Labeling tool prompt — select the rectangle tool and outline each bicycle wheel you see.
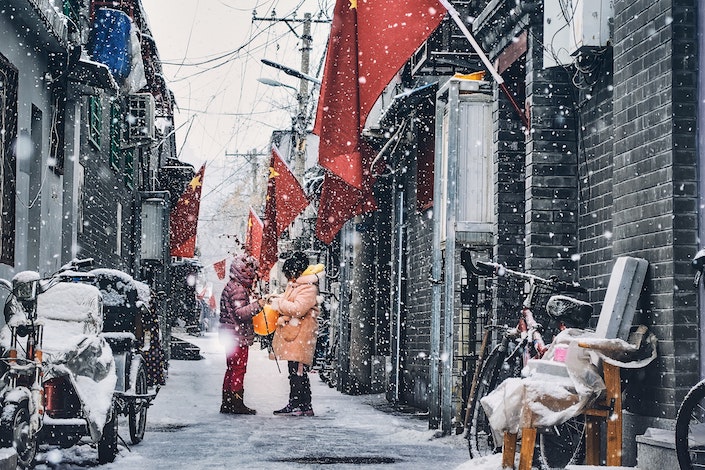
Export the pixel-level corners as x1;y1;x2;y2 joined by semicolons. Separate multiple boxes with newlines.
538;416;585;469
676;380;705;469
467;342;522;458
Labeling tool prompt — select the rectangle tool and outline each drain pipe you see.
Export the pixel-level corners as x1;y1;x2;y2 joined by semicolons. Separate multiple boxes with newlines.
699;4;705;380
392;190;405;402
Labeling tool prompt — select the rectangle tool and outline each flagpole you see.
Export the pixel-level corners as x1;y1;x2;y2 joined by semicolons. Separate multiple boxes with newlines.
437;0;530;128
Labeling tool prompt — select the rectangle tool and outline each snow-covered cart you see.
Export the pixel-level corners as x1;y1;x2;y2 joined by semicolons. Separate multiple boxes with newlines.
0;260;120;468
90;269;160;445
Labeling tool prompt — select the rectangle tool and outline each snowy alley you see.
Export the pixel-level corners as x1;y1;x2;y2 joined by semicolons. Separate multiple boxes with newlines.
30;332;500;470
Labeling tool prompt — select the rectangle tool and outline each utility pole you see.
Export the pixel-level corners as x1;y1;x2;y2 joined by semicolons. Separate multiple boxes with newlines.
253;11;328;179
225;149;269;196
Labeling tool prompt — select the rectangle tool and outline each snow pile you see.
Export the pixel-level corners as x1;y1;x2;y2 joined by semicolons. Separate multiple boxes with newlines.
90;268;136;308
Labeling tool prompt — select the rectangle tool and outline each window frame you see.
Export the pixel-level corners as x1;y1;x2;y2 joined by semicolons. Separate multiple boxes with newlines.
88;95;102;150
0;52;17;265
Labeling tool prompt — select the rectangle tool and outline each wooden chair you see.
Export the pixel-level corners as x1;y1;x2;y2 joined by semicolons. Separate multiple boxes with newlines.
500;353;623;469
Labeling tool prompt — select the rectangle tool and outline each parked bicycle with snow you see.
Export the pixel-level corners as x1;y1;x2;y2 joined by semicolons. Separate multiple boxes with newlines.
465;260;593;469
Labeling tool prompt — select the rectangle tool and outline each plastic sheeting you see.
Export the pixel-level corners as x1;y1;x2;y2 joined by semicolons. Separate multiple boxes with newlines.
88;7;147;92
480;327;657;436
89;8;132;83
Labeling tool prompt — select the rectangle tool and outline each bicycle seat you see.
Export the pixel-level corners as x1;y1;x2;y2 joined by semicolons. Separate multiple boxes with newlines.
546;295;593;328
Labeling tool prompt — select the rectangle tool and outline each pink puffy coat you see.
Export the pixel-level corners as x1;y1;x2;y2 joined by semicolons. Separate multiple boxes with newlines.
270;270;322;366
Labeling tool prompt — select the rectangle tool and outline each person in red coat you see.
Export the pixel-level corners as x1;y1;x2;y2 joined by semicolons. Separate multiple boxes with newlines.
269;251;323;417
219;254;265;414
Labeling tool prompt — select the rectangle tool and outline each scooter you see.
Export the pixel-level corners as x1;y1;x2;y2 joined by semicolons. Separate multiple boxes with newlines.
0;258;119;468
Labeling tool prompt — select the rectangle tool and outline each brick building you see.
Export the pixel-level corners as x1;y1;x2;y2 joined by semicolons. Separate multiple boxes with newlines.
1;0;194;362
325;0;700;464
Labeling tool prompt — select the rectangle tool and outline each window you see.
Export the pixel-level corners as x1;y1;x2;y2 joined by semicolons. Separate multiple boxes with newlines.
0;52;17;265
77;164;85;235
88;95;102;149
62;0;81;34
109;103;121;171
49;95;65;174
124;149;134;189
116;202;122;256
416;114;435;211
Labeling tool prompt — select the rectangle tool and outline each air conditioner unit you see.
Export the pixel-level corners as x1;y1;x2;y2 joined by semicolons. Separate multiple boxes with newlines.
127;93;155;143
543;0;613;68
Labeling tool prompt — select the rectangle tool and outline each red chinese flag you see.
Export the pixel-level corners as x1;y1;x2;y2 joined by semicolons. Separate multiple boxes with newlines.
244;208;263;261
169;164;205;258
315;142;377;245
259;147;310;279
313;0;446;243
213;259;226;280
314;0;446;189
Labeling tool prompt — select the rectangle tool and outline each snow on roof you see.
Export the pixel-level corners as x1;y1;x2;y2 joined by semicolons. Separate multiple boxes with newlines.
90;268;135;284
12;270;40;283
37;282;102;323
90;268;137;308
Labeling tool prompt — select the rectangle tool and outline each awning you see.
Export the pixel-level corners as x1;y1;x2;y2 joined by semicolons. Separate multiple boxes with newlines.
67;59;119;92
376;82;438;129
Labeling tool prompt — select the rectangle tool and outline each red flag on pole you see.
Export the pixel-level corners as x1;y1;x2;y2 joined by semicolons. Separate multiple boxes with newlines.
314;0;446;243
259;147;310;279
169;164;205;258
213;259;226;280
244;208;263;261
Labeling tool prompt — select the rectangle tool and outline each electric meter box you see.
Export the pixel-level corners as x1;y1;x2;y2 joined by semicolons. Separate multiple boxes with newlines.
543;0;613;68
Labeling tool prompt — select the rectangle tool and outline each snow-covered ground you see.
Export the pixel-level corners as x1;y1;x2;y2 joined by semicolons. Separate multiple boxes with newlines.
30;332;502;469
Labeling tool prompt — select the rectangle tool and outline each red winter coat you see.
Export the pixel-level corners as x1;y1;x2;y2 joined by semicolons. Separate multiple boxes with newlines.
270;270;322;366
219;255;261;347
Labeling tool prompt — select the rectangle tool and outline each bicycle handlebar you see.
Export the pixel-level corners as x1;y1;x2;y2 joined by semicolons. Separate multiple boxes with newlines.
58;257;94;274
475;260;586;294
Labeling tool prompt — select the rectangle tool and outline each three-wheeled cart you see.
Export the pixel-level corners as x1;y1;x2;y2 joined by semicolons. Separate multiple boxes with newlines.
91;269;160;444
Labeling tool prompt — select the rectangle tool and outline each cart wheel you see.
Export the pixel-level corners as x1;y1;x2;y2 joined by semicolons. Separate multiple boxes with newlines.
0;402;37;469
129;364;148;444
98;405;118;464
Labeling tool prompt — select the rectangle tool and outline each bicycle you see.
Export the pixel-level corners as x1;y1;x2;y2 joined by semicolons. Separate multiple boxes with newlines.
675;248;705;469
465;260;593;469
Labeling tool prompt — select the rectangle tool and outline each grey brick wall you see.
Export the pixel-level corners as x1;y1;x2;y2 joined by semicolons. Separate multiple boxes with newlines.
525;19;580;282
78;93;136;273
609;0;699;418
575;47;614;308
487;0;699;421
401;204;434;409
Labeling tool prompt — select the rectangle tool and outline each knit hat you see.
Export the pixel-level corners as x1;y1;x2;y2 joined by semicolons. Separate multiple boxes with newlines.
230;254;258;283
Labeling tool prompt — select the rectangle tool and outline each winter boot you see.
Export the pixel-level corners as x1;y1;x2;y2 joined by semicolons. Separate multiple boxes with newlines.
273;404;314;417
230;390;257;415
220;390;235;414
273;403;296;415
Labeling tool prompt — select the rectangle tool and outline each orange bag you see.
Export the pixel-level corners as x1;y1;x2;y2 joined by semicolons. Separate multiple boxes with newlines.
253;304;279;336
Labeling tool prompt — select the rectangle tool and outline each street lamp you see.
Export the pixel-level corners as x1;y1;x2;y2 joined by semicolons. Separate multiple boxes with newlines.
261;59;321;85
256;77;299;92
258;61;317;180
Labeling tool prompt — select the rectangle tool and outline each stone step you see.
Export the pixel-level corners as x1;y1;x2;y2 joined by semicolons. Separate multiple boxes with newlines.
635;427;677;469
0;448;16;470
565;466;639;470
170;337;202;360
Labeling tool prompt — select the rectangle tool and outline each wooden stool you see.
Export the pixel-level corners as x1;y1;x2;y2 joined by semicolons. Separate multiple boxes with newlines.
501;362;623;469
